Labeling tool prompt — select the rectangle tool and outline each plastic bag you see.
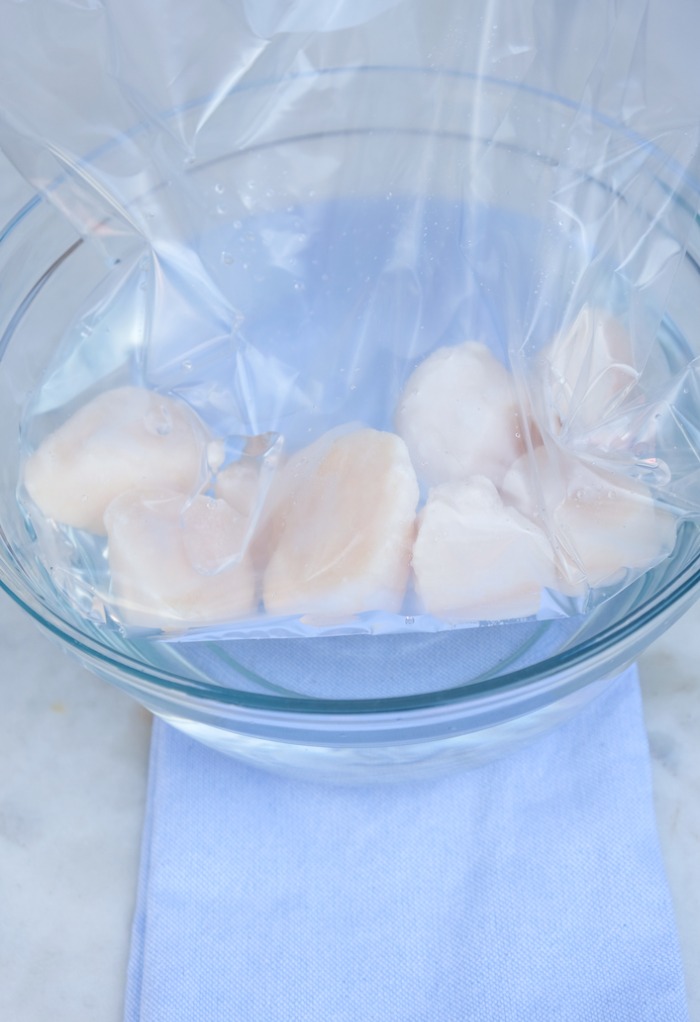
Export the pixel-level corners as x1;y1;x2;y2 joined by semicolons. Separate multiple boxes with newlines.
2;0;700;640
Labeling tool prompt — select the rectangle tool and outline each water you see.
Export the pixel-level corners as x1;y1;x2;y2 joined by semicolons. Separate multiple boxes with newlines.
14;194;681;699
180;195;558;445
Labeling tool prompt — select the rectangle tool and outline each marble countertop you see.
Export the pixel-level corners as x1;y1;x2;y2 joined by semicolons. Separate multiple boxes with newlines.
1;586;699;1021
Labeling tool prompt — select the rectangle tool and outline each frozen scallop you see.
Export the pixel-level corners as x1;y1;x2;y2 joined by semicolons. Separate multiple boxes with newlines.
104;489;256;629
215;451;287;569
215;459;263;519
412;477;560;621
23;386;210;533
263;427;419;619
501;446;677;588
395;340;525;487
539;306;638;441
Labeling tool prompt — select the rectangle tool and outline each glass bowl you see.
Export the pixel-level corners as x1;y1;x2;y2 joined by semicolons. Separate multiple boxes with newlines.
2;72;700;782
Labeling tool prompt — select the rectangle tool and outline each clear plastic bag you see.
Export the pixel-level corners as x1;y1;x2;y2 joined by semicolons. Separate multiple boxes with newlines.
2;0;700;639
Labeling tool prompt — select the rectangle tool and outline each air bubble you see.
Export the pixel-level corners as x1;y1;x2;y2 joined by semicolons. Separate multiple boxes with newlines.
221;251;234;265
214;182;225;195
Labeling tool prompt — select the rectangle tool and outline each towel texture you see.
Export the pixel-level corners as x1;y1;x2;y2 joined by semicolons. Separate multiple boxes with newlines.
125;666;688;1022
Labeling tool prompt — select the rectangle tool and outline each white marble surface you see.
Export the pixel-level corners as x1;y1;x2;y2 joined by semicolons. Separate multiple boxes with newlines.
1;586;699;1021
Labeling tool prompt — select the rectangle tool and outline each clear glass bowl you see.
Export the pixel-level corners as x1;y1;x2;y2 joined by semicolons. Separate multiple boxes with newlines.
2;72;700;782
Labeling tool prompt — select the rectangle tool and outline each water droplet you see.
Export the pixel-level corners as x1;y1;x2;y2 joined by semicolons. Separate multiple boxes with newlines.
233;219;242;230
214;182;225;194
182;359;193;371
216;203;227;216
292;281;304;291
405;616;415;626
221;251;234;265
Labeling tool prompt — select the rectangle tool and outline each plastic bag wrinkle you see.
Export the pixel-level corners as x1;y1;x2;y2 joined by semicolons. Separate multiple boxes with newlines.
3;0;700;642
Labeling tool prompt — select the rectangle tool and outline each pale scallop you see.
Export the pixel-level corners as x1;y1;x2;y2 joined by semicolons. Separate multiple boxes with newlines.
263;427;419;619
412;477;559;621
501;447;677;588
215;459;263;519
23;386;210;533
104;489;256;629
539;306;638;440
395;341;525;487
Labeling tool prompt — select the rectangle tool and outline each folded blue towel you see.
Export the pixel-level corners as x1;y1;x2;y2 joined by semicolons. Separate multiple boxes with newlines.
125;666;689;1022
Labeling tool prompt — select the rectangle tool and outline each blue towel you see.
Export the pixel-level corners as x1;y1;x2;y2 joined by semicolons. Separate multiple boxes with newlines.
124;666;689;1022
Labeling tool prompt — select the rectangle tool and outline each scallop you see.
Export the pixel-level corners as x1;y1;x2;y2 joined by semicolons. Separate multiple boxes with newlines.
539;306;637;442
395;340;525;487
104;489;256;629
263;427;419;619
23;386;210;533
412;477;559;621
501;446;677;588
